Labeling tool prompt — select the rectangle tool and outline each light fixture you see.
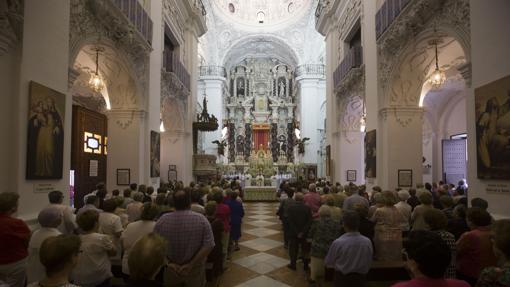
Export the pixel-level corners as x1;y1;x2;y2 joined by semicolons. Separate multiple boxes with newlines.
89;46;105;93
159;113;165;132
359;113;366;132
428;38;446;89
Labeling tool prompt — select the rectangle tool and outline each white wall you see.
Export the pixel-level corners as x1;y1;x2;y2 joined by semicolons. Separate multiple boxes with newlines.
468;0;510;219
15;0;71;220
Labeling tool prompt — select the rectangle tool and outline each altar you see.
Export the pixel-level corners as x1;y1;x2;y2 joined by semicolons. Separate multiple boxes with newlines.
243;186;278;202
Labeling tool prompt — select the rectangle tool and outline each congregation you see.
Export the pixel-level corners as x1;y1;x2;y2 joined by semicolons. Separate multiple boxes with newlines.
0;179;509;287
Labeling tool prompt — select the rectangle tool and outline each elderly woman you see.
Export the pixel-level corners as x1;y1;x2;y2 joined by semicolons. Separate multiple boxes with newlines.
205;202;224;285
27;235;82;287
457;208;497;286
423;208;457;279
27;207;63;284
322;195;342;222
394;190;412;235
371;191;406;261
126;192;145;222
477;219;510;287
411;192;434;230
308;205;343;286
0;192;31;287
126;233;167;287
369;192;384;219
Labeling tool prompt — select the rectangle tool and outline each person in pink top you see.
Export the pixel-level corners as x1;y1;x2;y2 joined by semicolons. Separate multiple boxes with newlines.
304;183;321;218
392;230;470;287
213;191;230;266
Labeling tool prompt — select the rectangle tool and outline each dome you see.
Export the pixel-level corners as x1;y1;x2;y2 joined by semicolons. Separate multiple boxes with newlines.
211;0;312;31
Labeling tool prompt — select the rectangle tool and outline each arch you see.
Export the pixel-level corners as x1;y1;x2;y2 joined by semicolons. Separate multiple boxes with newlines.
383;25;470;108
221;35;300;69
70;37;145;111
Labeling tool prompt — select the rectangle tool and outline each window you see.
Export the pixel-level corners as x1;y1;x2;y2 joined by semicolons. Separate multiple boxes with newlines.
84;132;102;154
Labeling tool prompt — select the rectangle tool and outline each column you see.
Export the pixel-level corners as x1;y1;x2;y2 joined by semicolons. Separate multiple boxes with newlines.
145;0;163;187
13;0;71;219
378;107;423;189
198;75;226;157
297;76;326;165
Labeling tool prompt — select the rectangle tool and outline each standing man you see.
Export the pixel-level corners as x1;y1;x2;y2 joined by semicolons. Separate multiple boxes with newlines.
342;185;369;211
287;192;312;271
155;190;215;286
325;211;373;287
304;183;321;218
47;190;76;234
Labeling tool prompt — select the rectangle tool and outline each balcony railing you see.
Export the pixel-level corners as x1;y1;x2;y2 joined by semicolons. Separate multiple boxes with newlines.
199;66;227;78
112;0;153;45
295;64;325;78
333;45;363;90
163;50;191;90
376;0;411;39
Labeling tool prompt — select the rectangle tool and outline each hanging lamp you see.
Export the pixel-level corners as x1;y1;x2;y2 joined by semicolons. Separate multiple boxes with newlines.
89;46;105;93
428;38;446;89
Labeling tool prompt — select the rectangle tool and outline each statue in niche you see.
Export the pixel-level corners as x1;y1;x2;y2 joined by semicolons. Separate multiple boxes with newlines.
236;135;244;155
237;78;245;96
278;78;286;97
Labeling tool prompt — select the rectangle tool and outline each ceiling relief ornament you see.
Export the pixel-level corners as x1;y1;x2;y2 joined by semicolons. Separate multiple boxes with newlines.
0;0;23;57
377;0;470;108
69;0;150;110
211;0;311;31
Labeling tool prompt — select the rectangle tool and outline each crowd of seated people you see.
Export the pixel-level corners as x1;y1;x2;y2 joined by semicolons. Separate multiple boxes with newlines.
0;179;245;287
276;179;509;287
0;178;509;287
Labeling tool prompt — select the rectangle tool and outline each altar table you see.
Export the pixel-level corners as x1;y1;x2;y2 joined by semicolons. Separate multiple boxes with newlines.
243;186;278;201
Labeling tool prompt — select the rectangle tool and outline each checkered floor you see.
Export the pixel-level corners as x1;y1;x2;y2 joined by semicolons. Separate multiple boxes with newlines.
217;202;312;287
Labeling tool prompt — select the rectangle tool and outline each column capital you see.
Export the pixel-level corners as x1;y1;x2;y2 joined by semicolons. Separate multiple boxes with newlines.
457;61;472;88
106;109;146;130
379;106;424;128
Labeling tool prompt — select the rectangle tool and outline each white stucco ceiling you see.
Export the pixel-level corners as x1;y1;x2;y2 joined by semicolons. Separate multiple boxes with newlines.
211;0;312;32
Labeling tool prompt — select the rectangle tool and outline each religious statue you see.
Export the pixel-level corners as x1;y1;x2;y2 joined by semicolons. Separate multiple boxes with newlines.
296;137;310;154
212;139;227;156
237;78;245;96
236;135;244;154
278;80;286;97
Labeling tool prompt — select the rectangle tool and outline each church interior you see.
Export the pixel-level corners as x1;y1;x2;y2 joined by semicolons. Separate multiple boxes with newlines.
1;0;510;286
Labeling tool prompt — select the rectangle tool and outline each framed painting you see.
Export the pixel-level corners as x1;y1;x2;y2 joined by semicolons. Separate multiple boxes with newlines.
475;74;510;179
365;129;376;178
306;165;317;182
150;131;160;178
346;170;357;182
398;169;413;187
117;169;130;186
26;81;66;179
168;165;177;182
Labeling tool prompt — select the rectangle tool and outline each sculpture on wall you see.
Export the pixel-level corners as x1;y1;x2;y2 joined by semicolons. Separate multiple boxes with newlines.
278;78;286;97
212;139;227;156
237;77;245;96
296;137;310;154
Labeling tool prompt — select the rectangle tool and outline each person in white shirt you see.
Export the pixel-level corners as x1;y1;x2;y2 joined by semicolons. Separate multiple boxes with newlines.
98;199;124;266
47;190;76;234
27;207;62;284
126;192;144;222
72;210;116;287
395;190;412;235
121;202;160;276
76;195;102;218
26;234;81;287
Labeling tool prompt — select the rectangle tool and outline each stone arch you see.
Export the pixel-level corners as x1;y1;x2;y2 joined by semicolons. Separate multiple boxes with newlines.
379;0;470;108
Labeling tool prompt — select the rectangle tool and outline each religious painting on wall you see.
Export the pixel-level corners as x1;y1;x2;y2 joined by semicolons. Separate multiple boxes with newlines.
306;165;317;182
26;81;65;179
475;75;510;180
150;131;160;178
365;129;376;178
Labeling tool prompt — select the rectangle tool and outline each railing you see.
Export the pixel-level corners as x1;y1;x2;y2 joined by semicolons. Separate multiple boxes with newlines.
193;0;207;16
163;50;191;90
376;0;411;39
333;45;363;89
199;66;227;78
295;64;325;78
315;0;327;25
111;0;153;45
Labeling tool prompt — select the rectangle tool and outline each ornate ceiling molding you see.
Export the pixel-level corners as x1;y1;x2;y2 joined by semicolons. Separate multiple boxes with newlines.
0;0;23;57
377;0;470;108
69;0;151;110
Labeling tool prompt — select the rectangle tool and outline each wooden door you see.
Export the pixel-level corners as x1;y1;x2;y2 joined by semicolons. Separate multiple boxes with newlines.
71;106;107;208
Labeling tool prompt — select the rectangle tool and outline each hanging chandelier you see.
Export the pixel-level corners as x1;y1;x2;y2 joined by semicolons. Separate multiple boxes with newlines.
89;46;105;93
428;39;446;89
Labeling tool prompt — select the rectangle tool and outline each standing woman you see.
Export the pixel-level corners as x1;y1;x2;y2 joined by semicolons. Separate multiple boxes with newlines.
227;191;244;251
371;191;406;261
